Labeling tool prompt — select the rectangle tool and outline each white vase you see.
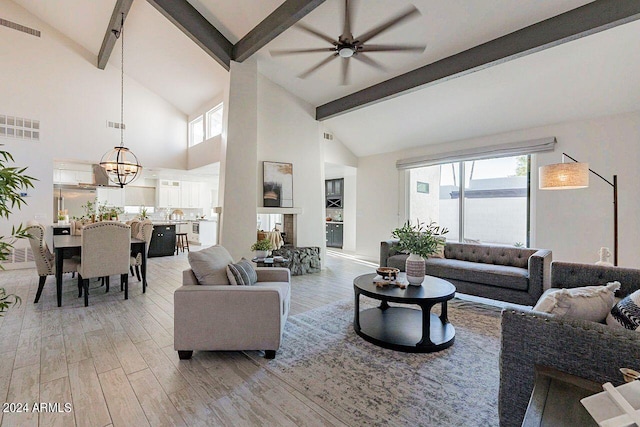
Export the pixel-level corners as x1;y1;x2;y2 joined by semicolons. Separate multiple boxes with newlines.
405;253;425;286
255;250;268;259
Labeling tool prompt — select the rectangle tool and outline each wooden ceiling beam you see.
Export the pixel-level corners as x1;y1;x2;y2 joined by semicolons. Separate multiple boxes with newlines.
146;0;233;70
233;0;326;62
97;0;134;70
316;0;640;121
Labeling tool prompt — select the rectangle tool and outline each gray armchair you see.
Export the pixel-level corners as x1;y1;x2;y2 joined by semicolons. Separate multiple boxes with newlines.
499;261;640;426
174;246;291;360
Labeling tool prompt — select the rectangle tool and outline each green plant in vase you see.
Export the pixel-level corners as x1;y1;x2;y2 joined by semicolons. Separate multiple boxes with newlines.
140;206;148;219
392;220;448;286
251;238;274;258
81;199;96;222
0;147;36;315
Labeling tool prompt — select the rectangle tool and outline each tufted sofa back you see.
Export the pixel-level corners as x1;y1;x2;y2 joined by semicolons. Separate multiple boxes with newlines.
443;242;536;269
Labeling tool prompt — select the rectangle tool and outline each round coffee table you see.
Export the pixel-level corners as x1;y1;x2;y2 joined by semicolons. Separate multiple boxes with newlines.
353;273;456;353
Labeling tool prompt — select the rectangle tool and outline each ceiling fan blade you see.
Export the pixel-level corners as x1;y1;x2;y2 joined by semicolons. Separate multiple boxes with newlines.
353;53;387;72
298;54;338;79
341;57;351;86
361;44;426;53
270;47;335;57
357;6;421;44
295;23;336;45
341;0;354;41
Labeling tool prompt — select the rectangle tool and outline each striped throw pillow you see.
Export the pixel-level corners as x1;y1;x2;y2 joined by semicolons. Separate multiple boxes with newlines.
226;258;258;286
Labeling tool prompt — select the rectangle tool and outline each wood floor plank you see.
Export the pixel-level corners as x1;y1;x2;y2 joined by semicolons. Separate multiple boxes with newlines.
135;339;190;395
14;326;41;369
0;374;11;426
85;330;121;374
168;385;225;427
62;324;92;365
41;309;62;338
68;358;111;427
2;365;39;427
107;329;148;374
39;377;75;427
40;334;68;384
128;368;187;427
99;367;150;427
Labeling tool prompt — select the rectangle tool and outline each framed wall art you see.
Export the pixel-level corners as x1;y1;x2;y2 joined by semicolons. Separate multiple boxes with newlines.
263;161;293;208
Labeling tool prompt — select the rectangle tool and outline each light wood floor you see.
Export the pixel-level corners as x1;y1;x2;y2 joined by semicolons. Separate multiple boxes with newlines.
0;250;376;427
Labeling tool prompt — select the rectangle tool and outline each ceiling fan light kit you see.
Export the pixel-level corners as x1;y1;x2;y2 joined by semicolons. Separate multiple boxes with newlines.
270;0;426;85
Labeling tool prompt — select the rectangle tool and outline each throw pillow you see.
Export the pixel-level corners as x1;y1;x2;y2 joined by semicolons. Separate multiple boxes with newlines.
532;281;621;322
187;245;233;285
429;237;447;259
226;258;258;286
607;290;640;330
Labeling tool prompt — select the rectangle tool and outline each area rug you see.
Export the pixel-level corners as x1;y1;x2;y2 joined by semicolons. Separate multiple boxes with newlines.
246;298;502;426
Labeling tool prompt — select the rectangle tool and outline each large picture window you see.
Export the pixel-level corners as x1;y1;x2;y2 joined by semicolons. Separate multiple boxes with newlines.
409;155;530;247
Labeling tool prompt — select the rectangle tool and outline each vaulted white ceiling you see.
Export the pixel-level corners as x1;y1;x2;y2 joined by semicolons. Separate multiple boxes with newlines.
9;0;640;158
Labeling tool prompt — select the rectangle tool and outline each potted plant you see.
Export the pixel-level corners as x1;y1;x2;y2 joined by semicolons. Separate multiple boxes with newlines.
81;199;96;222
0;147;36;315
392;220;448;285
251;238;274;259
140;206;148;219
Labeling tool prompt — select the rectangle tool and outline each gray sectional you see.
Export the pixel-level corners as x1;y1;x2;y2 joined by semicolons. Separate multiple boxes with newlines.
380;240;552;305
499;262;640;426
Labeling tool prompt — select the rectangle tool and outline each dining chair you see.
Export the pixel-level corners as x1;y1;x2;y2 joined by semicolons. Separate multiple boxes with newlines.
76;221;131;306
130;220;153;282
25;221;80;303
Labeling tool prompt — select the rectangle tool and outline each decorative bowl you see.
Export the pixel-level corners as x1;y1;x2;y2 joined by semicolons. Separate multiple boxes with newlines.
376;267;400;280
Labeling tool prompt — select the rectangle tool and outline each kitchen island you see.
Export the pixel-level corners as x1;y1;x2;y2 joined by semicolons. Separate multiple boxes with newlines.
148;222;181;257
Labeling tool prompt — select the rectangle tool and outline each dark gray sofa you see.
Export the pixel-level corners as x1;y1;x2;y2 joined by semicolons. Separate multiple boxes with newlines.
380;240;552;305
499;261;640;426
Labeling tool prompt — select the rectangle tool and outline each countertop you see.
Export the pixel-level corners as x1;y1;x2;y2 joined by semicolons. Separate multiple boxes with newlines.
326;221;344;224
151;221;187;226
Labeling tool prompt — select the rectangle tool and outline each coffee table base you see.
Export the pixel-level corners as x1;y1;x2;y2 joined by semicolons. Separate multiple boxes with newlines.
355;307;455;353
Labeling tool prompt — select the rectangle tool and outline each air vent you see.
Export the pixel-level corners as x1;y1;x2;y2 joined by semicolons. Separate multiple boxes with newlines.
0;18;40;37
0;247;34;267
323;132;334;141
0;115;40;141
107;121;126;130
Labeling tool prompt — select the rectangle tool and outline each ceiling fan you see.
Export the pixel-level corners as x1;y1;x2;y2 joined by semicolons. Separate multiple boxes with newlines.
270;0;426;85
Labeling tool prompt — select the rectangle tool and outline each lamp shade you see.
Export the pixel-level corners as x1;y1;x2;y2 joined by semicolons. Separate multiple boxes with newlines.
539;162;589;190
100;146;142;188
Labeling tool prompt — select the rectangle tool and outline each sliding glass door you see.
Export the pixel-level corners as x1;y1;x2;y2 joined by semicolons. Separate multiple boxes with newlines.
408;155;530;247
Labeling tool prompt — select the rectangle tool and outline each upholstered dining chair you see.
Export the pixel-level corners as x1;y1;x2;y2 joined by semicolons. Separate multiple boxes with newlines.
130;219;153;281
25;221;80;303
76;221;131;306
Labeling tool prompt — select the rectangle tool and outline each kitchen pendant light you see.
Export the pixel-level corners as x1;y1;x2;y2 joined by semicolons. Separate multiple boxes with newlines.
100;12;142;188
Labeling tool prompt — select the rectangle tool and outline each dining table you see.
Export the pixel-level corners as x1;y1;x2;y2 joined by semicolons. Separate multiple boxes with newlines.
52;234;147;307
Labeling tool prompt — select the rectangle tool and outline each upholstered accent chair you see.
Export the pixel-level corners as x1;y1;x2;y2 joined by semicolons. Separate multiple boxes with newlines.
25;221;79;303
174;245;291;360
130;219;153;281
77;221;131;306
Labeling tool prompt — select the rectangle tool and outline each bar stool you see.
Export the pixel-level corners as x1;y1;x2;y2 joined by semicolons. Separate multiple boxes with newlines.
175;233;190;254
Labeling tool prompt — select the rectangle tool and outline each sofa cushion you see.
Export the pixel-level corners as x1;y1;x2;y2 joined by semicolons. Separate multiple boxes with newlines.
533;282;620;322
607;289;640;330
444;242;535;269
188;245;233;285
425;258;529;291
387;254;409;271
226;258;258;286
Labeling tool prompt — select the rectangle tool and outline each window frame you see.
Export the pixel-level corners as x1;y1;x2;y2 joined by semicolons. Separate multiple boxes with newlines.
188;115;204;147
206;103;223;139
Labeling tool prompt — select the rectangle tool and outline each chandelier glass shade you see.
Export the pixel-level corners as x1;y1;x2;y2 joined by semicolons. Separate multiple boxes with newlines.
100;12;141;188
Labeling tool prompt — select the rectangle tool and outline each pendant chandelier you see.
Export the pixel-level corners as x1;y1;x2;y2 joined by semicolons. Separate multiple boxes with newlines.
100;12;142;188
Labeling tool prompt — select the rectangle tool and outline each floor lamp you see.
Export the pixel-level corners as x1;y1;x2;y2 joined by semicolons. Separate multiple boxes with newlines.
539;152;618;266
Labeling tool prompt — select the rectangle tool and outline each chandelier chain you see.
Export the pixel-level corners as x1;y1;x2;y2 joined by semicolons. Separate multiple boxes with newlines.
120;12;124;147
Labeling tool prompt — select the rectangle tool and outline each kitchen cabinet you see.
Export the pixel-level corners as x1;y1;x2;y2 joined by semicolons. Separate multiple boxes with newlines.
54;169;93;185
157;180;181;208
326;223;343;248
325;178;343;208
96;187;124;207
148;224;176;257
180;181;201;208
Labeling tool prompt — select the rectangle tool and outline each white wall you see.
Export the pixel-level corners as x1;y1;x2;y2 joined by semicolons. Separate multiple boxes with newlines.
356;111;640;267
187;92;227;170
218;60;258;260
257;75;325;250
0;0;187;245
